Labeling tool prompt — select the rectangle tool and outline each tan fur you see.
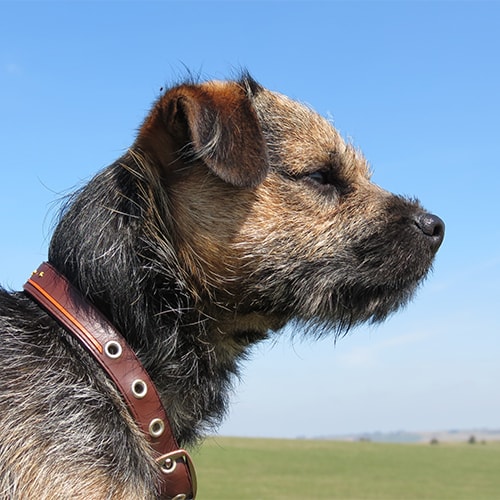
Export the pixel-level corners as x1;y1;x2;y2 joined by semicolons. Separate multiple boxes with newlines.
0;76;443;498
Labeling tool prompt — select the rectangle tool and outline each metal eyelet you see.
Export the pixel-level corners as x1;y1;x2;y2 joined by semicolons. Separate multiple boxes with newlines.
131;379;148;399
155;449;197;498
104;340;122;359
149;418;165;438
159;455;177;475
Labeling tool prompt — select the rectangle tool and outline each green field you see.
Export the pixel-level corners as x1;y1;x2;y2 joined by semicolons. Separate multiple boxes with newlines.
191;436;500;499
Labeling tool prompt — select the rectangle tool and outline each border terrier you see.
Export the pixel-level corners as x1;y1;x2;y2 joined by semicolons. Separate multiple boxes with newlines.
0;74;444;498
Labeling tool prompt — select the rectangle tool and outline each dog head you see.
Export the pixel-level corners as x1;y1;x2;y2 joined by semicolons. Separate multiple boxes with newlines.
132;75;444;341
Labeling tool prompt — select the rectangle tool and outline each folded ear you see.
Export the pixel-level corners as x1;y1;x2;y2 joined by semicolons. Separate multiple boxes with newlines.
139;80;269;188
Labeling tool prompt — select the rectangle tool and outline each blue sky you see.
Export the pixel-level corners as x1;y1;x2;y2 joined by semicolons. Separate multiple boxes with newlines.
1;1;499;439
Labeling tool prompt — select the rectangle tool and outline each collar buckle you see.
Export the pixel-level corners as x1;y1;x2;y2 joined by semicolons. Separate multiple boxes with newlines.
157;449;198;500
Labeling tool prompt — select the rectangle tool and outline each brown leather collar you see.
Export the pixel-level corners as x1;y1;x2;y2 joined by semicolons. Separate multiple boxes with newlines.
24;262;197;500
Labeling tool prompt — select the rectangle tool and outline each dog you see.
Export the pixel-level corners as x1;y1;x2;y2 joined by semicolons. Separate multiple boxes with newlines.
0;74;444;499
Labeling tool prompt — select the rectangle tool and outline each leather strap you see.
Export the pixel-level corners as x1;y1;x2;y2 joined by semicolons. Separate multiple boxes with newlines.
24;262;196;500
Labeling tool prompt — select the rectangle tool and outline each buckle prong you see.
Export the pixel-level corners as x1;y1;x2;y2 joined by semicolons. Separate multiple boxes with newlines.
156;449;197;499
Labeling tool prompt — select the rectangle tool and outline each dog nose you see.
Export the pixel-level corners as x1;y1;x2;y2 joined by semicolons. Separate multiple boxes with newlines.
414;212;445;250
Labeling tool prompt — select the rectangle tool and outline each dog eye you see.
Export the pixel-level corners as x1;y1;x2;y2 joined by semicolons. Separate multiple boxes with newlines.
307;171;331;185
306;169;342;187
303;168;351;196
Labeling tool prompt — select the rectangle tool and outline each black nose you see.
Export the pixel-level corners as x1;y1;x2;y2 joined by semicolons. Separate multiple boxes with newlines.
414;212;445;250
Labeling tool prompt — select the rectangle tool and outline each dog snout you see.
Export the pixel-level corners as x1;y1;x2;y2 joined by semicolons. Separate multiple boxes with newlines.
413;212;445;250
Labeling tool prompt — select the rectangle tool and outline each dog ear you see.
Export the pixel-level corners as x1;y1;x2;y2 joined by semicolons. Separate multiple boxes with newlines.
156;82;269;188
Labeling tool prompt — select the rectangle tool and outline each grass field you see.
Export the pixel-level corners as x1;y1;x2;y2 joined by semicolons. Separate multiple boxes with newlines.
191;436;500;499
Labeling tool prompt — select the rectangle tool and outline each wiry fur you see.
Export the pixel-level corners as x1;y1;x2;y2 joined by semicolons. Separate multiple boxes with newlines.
0;74;444;498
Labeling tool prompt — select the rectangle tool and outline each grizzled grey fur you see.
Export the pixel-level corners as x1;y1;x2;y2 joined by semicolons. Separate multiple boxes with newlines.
0;74;444;499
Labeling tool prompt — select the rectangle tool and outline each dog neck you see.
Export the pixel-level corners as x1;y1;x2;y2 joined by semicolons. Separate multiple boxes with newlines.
23;262;197;499
47;159;269;446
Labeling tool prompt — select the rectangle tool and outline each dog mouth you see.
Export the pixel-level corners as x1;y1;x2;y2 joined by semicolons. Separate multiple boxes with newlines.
240;215;442;333
243;255;431;332
302;263;430;326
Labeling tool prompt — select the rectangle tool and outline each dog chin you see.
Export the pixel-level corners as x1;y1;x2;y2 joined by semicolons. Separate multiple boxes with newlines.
287;273;426;336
